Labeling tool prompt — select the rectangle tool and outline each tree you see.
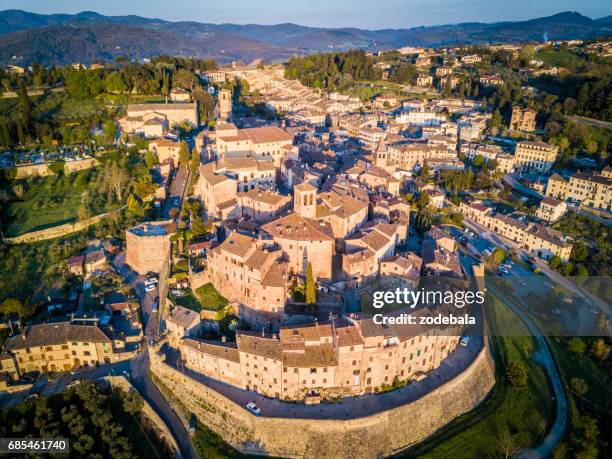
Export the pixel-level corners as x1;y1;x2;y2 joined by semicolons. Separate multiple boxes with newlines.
415;209;432;234
190;150;200;173
568;337;586;354
102;121;116;143
570;242;589;263
472;154;485;168
306;263;316;305
590;339;610;361
506;361;527;387
178;141;190;166
173;69;198;91
575;265;588;279
0;298;25;319
103;72;127;94
106;161;128;202
419;161;430;178
548;255;562;270
570;377;588;395
416;191;430;210
144;151;158;169
17;79;31;126
561;262;574;276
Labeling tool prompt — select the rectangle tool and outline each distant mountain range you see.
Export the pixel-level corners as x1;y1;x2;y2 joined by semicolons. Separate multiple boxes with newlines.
0;10;610;65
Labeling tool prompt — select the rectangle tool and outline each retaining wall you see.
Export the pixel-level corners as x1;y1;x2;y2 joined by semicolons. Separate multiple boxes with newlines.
150;341;495;458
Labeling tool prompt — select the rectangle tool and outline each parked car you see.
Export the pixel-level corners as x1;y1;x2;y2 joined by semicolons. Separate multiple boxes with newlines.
246;402;261;416
145;277;158;286
460;336;471;347
145;284;156;292
67;380;81;389
188;414;197;433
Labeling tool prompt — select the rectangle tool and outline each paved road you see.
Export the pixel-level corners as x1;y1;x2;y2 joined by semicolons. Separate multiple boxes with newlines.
502;174;544;200
462;217;610;334
487;283;568;459
112;252;197;459
452;233;568;459
131;346;198;459
571;115;612;130
163;165;190;220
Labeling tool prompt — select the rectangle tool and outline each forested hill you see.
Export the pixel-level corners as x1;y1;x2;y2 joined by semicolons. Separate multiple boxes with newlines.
0;10;610;64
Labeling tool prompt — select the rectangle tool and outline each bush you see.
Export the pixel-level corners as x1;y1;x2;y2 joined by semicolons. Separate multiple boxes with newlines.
568;337;586;354
570;377;588;395
506;361;528;387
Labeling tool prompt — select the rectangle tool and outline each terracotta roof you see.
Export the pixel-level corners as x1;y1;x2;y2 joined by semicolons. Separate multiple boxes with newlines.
282;343;337;368
541;197;564;207
219;126;292;144
166;305;200;329
6;322;111;350
262;213;334;241
182;338;240;363
548;173;567;183
67;255;85;266
215;232;257;259
237;333;282;360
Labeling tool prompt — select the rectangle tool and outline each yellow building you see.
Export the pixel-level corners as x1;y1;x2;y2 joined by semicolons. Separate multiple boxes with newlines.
514;141;558;173
1;322;122;381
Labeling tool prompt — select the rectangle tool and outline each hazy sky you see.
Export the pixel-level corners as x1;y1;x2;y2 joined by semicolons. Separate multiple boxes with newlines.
2;0;610;29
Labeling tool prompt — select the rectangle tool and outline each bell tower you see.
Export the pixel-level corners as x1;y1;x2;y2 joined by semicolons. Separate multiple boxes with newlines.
293;182;317;218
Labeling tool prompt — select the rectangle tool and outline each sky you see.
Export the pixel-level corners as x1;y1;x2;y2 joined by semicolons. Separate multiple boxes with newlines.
1;0;610;29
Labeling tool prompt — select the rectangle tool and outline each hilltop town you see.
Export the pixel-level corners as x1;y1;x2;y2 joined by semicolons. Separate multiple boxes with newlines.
0;31;610;459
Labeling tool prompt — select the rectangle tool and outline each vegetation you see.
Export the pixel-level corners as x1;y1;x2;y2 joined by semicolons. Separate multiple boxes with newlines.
192;423;243;459
0;211;139;317
0;380;171;458
194;283;229;312
401;295;552;458
1;150;155;236
553;213;610;277
285;50;380;91
305;263;316;305
0;57;215;150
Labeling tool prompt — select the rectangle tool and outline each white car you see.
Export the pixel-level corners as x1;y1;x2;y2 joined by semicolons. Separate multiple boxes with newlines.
246;402;261;416
145;284;156;292
145;277;158;286
460;336;471;347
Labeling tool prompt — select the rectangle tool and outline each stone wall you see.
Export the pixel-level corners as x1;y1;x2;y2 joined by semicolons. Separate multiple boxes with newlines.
104;376;181;457
149;341;495;458
4;208;124;244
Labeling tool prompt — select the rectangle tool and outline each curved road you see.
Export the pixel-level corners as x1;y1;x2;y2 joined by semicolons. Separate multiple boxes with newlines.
452;231;568;458
488;284;567;459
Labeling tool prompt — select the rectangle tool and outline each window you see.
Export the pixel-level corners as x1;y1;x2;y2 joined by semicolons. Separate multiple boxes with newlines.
310;368;317;374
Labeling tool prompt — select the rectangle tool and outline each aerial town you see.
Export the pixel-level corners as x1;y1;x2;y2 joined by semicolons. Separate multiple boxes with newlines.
0;4;610;459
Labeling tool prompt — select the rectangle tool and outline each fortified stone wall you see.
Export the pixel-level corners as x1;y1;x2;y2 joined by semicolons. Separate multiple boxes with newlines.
4;208;124;244
149;341;495;458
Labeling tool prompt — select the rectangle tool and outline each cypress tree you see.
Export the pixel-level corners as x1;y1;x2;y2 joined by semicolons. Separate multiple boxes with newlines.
306;263;316;305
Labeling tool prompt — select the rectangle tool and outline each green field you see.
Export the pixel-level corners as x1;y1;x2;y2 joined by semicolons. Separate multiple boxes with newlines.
2;167;118;236
399;295;553;458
